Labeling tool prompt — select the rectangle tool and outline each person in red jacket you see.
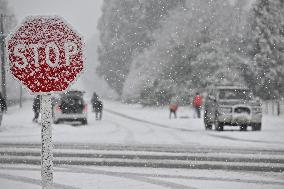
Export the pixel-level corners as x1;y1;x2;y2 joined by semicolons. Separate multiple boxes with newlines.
169;97;178;119
193;92;202;118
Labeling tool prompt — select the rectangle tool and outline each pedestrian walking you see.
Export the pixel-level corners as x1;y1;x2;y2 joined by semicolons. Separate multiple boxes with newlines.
169;97;178;119
193;92;202;118
0;92;7;126
93;99;103;120
91;92;99;112
33;95;41;123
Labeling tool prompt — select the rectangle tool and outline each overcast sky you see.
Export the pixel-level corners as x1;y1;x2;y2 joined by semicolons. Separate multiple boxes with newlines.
8;0;103;40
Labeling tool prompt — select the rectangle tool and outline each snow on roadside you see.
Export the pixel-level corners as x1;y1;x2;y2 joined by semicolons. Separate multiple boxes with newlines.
103;100;284;149
0;100;284;150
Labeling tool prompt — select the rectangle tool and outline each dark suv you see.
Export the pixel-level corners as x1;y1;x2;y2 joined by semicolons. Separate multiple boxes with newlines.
52;90;88;125
204;86;262;131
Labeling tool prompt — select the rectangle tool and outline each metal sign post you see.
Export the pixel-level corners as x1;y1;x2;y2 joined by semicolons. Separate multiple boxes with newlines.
41;94;53;189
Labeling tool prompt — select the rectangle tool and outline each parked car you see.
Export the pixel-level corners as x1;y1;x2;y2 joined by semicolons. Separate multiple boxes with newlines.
204;86;262;131
52;90;88;125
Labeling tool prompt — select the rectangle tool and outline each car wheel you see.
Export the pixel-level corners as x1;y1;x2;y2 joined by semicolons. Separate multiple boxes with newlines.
54;119;60;124
252;123;261;131
205;123;212;130
214;113;223;131
215;121;223;131
81;119;88;125
240;125;247;131
204;111;212;130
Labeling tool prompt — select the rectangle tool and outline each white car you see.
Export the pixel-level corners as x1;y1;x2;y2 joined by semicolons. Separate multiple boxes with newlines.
204;86;262;131
52;91;88;125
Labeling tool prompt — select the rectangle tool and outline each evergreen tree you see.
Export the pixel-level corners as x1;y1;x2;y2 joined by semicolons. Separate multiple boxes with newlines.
122;0;250;104
249;0;284;99
0;0;18;100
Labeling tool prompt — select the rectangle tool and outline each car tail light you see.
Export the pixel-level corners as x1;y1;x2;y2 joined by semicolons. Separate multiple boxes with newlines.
83;104;87;113
56;105;61;112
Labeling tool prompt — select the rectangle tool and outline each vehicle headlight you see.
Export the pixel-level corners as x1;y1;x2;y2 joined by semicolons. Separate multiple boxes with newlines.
253;107;262;113
218;107;232;114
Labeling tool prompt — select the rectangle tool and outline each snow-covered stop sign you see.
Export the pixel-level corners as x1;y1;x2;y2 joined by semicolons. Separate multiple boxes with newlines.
7;16;84;93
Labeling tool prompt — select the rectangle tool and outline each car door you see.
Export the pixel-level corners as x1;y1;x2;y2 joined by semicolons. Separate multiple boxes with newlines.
204;89;216;124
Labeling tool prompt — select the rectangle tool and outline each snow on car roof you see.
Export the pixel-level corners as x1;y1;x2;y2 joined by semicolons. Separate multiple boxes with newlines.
215;85;249;90
59;90;85;98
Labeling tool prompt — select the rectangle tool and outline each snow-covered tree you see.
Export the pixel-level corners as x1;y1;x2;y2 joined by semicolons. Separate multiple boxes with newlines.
122;0;250;105
0;0;18;101
249;0;284;99
97;0;185;95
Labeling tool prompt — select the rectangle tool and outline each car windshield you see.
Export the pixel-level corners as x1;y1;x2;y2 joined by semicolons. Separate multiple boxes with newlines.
218;89;252;100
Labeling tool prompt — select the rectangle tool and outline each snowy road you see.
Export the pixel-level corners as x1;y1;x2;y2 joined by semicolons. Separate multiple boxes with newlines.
0;142;283;189
0;100;284;188
0;143;283;172
0;163;283;189
1;100;284;149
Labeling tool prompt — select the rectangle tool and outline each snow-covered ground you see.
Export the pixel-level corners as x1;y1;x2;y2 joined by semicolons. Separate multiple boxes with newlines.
0;100;284;189
0;100;284;150
0;164;283;189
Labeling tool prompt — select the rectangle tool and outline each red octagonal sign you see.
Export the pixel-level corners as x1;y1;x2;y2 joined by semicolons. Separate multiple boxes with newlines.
7;16;84;94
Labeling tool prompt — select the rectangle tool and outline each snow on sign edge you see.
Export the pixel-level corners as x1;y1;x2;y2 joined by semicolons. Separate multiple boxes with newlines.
5;15;86;95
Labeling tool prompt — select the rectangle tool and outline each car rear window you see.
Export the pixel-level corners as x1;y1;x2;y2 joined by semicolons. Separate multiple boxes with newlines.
61;96;84;106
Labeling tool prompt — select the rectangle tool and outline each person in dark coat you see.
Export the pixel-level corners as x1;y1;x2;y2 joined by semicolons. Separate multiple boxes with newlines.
0;92;7;126
33;95;41;122
93;100;103;120
91;92;99;112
